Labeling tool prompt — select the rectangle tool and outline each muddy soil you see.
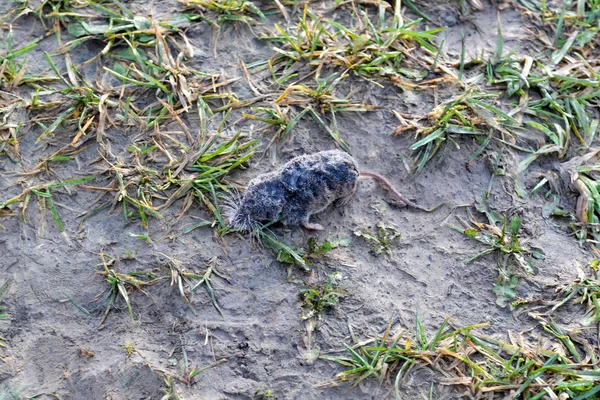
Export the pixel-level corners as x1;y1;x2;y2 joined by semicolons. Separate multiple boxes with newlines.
0;1;594;399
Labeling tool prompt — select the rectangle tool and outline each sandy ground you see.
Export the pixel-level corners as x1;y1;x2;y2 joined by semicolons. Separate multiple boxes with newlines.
0;1;596;399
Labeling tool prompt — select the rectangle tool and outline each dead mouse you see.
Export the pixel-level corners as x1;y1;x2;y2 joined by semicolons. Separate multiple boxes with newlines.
225;149;440;231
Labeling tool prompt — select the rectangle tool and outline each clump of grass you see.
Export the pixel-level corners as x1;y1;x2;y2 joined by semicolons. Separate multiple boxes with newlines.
187;257;228;316
80;125;258;230
95;252;160;326
180;358;227;386
256;1;446;154
180;0;266;25
92;251;229;325
275;73;377;114
321;315;600;398
47;0;201;52
444;16;598;176
102;26;239;116
306;235;352;260
0;279;13;320
258;228;351;270
28;0;245;137
162;130;259;227
297;270;348;364
450;211;544;308
0;28;54;88
160;375;184;400
0;103;23;164
121;340;136;355
242;104;307;144
272;73;378;151
158;253;199;315
400;91;520;173
33;0;95;26
257;227;309;268
260;3;442;84
80;161;163;230
31;9;240;147
35;52;117;145
0;175;96;233
550;261;600;326
157;254;229;316
0;31;54;164
563;152;600;256
163;336;227;387
515;0;600;54
244;67;377;151
515;64;598;172
254;387;274;399
298;272;345;320
354;223;401;257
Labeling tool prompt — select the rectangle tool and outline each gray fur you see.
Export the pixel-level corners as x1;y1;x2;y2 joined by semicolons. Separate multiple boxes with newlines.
226;150;359;231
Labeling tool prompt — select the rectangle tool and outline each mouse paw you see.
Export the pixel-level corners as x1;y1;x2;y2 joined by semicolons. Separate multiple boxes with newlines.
302;222;324;231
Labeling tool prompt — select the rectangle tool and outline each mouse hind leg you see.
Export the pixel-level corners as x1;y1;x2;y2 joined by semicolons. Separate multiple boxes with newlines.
302;220;324;231
336;192;354;207
298;212;324;230
283;209;324;230
335;180;358;207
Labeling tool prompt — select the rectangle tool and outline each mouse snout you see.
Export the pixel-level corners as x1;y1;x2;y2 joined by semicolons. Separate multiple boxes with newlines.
228;207;253;232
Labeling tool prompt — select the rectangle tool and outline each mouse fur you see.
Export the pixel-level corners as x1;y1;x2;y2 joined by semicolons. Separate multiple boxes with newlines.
226;150;358;231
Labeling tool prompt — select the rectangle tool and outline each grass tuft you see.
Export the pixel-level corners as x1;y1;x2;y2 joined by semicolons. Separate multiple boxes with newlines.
450;210;545;308
95;252;160;326
299;272;345;321
354;223;401;257
322;315;600;398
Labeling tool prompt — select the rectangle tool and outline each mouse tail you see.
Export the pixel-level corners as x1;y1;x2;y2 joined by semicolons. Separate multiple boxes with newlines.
359;171;420;209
